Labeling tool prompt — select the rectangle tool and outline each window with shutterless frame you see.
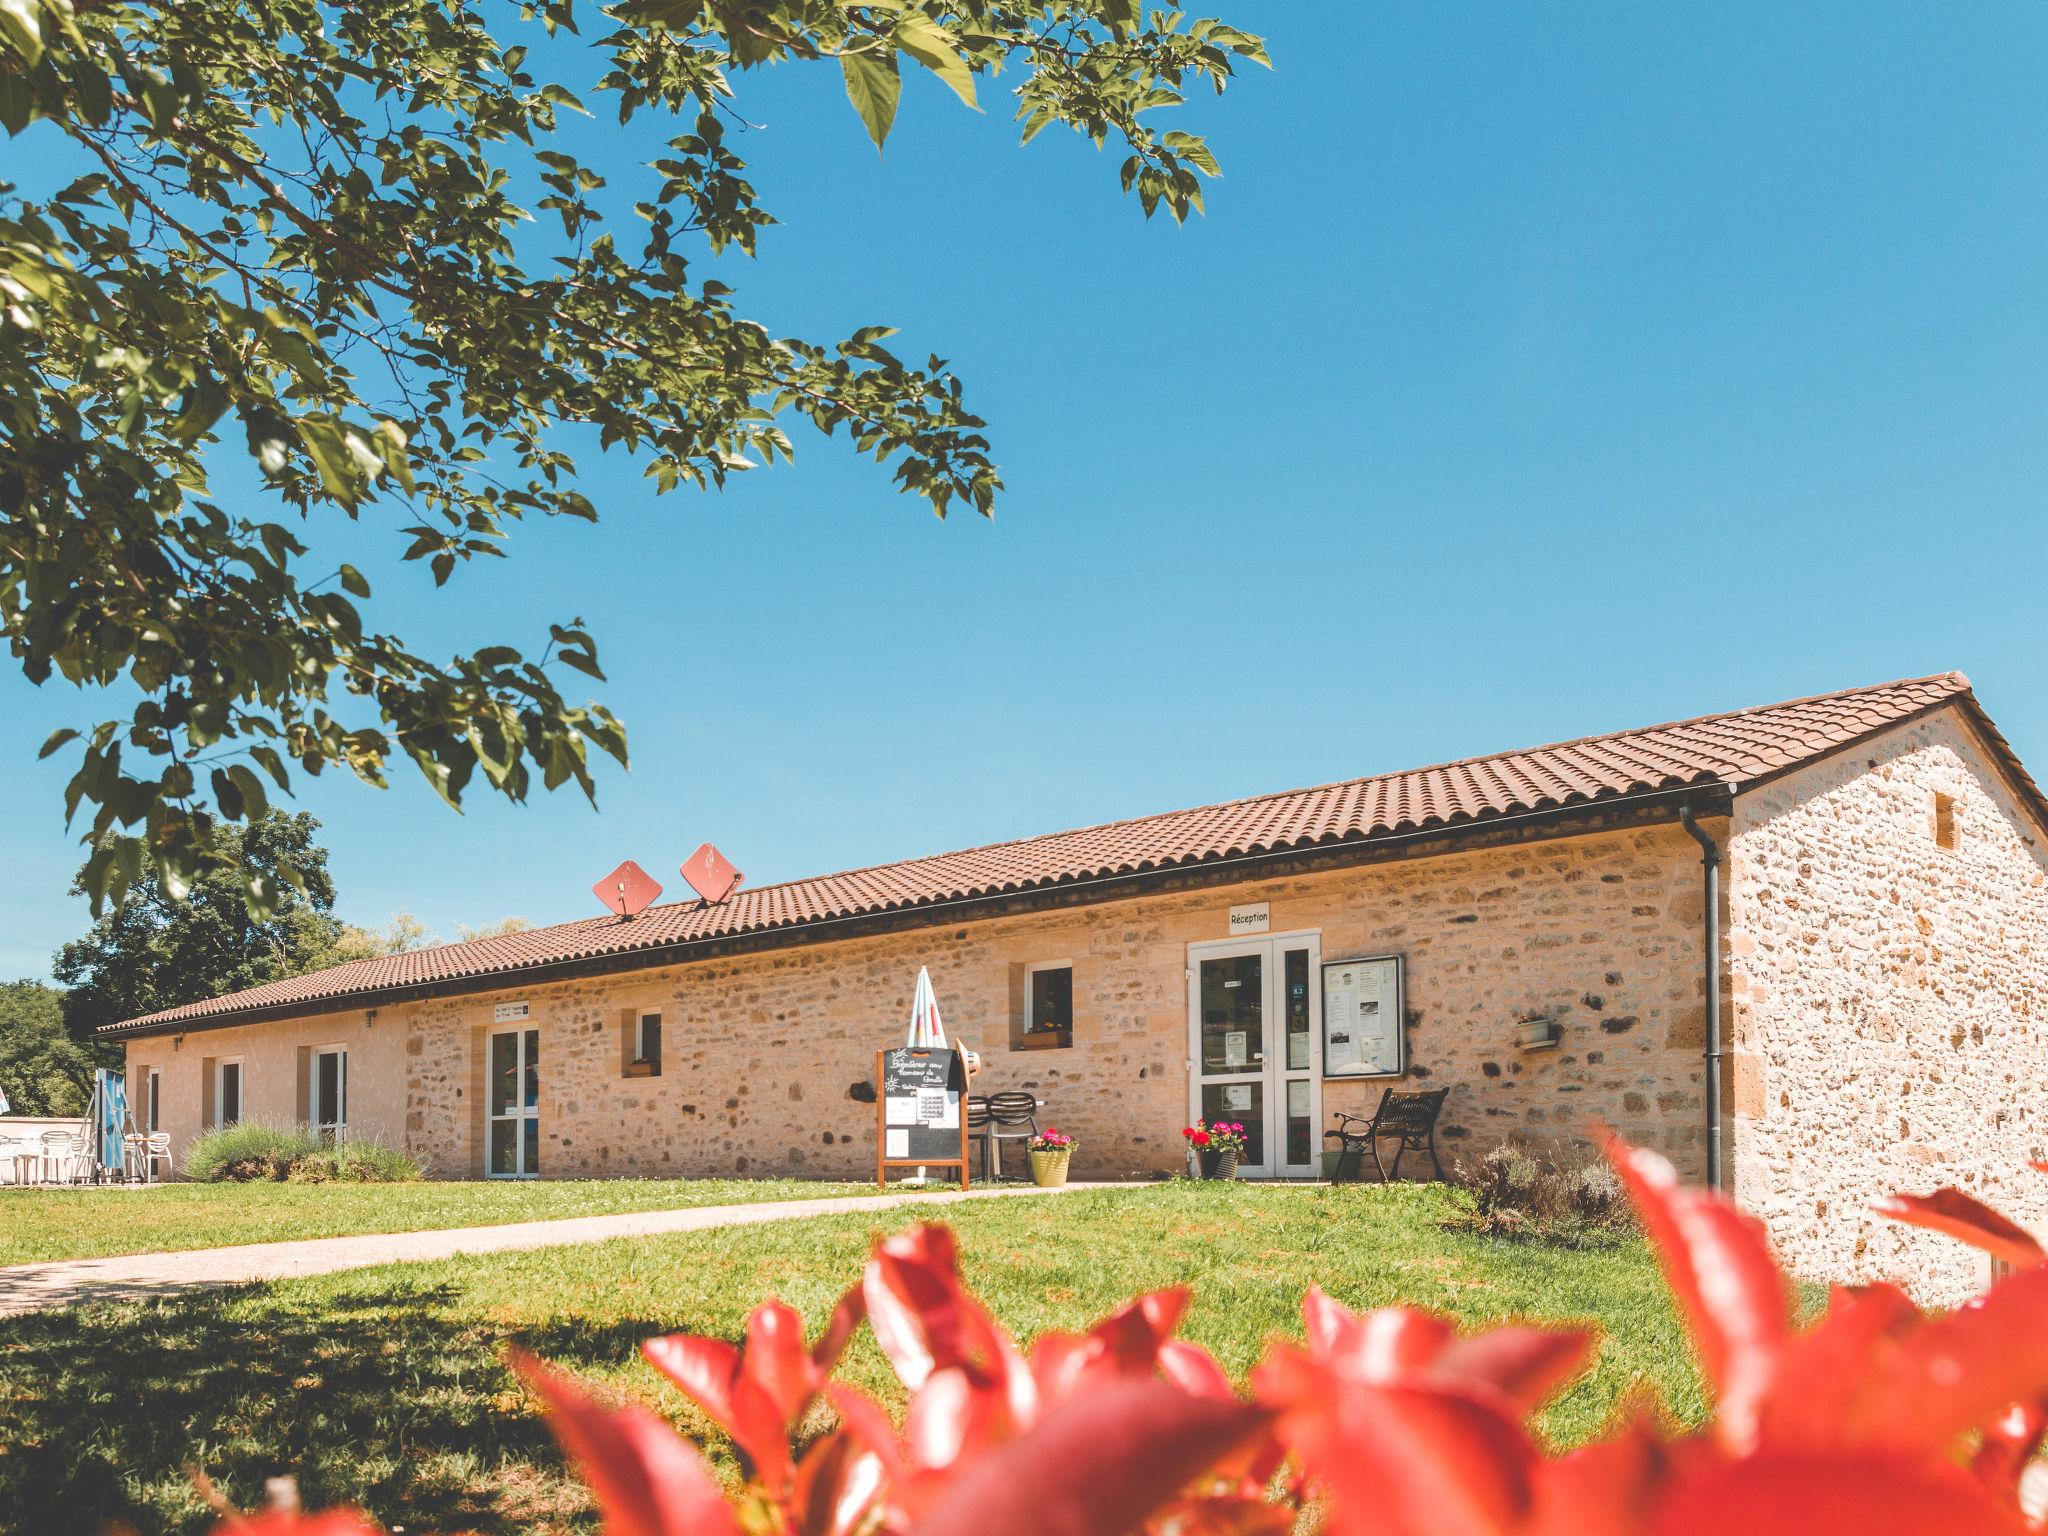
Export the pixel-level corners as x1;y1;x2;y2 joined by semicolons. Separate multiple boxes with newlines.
1011;959;1074;1049
620;1008;663;1076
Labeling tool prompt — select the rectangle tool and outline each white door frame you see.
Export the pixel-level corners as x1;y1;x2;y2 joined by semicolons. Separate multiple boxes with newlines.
308;1044;348;1143
486;1025;540;1179
213;1056;244;1129
1186;930;1323;1178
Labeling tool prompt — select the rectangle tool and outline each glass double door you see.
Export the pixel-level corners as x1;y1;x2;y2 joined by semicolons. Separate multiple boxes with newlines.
488;1027;540;1178
1187;934;1322;1178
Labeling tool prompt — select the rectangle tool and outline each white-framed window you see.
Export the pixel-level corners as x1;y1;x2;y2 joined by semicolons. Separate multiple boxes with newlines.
487;1026;540;1178
213;1057;244;1129
1024;961;1074;1039
309;1045;348;1143
634;1012;662;1076
144;1067;161;1134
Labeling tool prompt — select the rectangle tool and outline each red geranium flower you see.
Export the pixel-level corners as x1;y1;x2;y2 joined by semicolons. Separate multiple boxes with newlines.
1191;1131;1211;1147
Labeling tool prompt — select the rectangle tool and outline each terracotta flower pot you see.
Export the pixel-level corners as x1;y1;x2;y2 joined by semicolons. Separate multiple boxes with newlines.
1197;1147;1239;1181
1030;1148;1071;1187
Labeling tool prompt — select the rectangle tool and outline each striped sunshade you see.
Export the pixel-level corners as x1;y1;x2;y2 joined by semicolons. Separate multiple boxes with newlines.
907;966;948;1048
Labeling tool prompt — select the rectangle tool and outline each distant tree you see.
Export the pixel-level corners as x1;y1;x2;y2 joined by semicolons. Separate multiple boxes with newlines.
0;979;89;1114
53;810;358;1053
454;916;534;942
1;0;1266;915
320;911;532;958
322;910;438;963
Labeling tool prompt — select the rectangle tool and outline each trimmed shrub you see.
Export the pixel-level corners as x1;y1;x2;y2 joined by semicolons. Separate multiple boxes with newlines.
283;1141;422;1184
183;1121;321;1182
184;1122;422;1183
1448;1142;1632;1246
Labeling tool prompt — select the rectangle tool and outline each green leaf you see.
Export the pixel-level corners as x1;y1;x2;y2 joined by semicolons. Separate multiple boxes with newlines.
38;727;79;759
841;49;900;149
894;14;976;110
338;564;371;598
0;0;43;67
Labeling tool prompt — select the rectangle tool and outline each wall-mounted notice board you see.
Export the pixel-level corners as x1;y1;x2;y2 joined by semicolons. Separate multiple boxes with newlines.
1321;955;1405;1077
875;1046;971;1186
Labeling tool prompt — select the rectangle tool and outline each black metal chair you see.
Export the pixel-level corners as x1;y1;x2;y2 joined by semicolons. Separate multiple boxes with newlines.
1326;1086;1449;1183
966;1091;1039;1180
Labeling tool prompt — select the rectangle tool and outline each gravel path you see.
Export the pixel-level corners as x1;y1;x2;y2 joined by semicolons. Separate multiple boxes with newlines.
0;1181;1108;1316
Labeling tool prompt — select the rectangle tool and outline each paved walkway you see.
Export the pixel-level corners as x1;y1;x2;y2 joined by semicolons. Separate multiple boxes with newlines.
0;1182;1111;1317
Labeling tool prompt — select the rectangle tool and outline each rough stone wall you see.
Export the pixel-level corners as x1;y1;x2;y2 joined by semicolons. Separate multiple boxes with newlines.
1728;705;2048;1303
120;1006;410;1173
387;821;1714;1183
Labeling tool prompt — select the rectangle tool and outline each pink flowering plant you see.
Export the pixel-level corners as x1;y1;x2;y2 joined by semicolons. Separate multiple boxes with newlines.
1030;1128;1075;1153
1182;1120;1247;1155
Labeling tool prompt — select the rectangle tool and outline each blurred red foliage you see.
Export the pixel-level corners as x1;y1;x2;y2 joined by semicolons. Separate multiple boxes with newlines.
208;1136;2048;1535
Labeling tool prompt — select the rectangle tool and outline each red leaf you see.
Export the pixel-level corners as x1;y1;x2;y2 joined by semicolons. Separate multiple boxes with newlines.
1158;1340;1238;1400
1267;1357;1535;1536
1301;1287;1456;1381
641;1332;792;1486
1523;1422;1667;1536
823;1383;907;1484
1751;1283;1920;1449
1433;1327;1595;1414
1147;1493;1297;1536
640;1333;743;1426
791;1431;888;1536
513;1351;741;1536
865;1223;1016;1395
1648;1450;2031;1536
1970;1397;2048;1504
1877;1189;2045;1269
904;1364;1029;1474
1836;1262;2048;1457
1084;1287;1191;1365
811;1281;868;1375
909;1381;1269;1536
746;1299;821;1421
1603;1135;1790;1449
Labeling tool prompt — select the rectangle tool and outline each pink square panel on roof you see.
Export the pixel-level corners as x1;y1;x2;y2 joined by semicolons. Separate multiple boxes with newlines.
594;859;664;917
680;842;744;904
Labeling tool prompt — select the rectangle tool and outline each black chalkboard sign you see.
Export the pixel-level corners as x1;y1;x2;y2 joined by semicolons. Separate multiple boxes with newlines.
875;1046;971;1186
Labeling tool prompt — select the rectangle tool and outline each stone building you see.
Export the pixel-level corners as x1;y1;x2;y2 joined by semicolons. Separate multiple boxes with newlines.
108;673;2048;1295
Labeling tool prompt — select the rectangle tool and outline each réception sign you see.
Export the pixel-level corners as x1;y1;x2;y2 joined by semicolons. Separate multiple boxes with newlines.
1228;902;1270;935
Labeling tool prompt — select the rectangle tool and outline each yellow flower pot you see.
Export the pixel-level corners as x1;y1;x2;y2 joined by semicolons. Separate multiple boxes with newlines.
1029;1148;1072;1188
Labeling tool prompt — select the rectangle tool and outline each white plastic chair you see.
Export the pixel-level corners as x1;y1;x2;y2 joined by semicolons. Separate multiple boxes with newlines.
142;1132;172;1184
40;1128;84;1185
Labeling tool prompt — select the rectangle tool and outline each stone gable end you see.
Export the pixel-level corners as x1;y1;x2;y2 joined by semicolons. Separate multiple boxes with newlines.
1729;704;2048;1303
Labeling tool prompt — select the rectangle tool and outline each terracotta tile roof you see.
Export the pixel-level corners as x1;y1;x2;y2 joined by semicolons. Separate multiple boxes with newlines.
108;672;2032;1034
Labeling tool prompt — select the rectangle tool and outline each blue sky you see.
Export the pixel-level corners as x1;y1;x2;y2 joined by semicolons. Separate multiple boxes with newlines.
6;3;2047;980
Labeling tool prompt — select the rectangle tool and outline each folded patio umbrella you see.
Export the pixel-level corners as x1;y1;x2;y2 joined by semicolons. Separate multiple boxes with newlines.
902;966;950;1183
907;964;947;1048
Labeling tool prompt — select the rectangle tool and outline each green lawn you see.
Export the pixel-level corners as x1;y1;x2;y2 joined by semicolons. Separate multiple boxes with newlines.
0;1178;888;1267
0;1182;1701;1536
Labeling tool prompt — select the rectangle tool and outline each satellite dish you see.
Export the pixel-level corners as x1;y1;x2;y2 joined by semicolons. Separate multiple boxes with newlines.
680;842;744;904
594;859;664;919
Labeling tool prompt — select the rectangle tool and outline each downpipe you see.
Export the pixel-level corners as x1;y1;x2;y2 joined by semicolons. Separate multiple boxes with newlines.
1679;801;1723;1191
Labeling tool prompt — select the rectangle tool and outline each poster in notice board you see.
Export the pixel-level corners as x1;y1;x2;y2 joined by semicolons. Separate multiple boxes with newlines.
875;1046;970;1180
1321;955;1405;1077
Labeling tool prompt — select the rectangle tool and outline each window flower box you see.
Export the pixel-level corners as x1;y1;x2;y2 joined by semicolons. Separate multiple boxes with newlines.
1016;1028;1072;1052
624;1058;660;1079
